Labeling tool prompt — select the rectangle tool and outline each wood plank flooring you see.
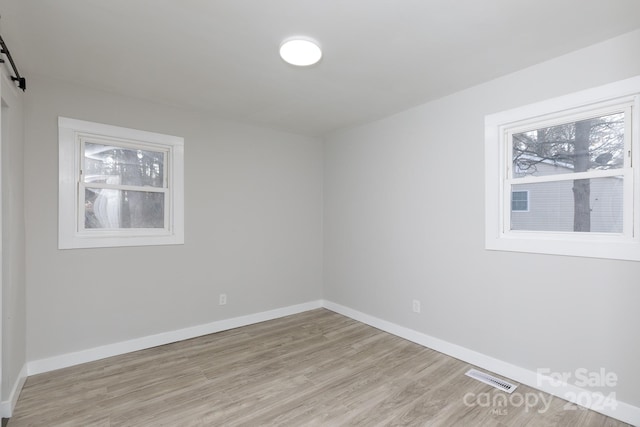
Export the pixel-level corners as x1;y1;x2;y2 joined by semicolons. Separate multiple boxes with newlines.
8;309;631;426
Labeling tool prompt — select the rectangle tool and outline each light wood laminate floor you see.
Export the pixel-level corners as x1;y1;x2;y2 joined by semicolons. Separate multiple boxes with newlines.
8;309;631;426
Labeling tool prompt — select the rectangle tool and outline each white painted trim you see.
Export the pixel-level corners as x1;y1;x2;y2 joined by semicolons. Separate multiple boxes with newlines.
322;300;640;426
28;300;322;376
0;61;4;421
0;67;26;420
21;300;640;425
0;364;27;418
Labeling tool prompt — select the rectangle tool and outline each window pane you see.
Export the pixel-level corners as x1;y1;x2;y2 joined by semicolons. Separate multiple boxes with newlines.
512;112;624;178
510;177;623;233
84;142;165;187
85;188;165;229
511;191;528;211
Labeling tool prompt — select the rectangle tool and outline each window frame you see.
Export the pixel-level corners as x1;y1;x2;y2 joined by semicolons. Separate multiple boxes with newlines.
485;76;640;261
59;117;184;249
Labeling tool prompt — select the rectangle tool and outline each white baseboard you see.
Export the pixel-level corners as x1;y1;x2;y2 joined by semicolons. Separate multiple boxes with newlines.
21;299;640;425
0;363;27;418
27;300;323;376
323;300;640;427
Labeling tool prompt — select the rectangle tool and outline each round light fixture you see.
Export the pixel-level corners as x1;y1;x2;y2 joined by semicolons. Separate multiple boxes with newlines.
279;38;322;66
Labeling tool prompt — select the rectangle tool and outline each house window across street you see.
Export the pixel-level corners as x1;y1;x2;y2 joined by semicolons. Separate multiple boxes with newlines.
511;191;529;212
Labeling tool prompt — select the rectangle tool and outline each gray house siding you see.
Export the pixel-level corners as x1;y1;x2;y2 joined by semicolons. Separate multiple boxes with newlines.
511;162;623;233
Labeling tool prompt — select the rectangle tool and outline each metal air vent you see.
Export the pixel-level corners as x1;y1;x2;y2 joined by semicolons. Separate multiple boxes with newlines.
465;369;518;394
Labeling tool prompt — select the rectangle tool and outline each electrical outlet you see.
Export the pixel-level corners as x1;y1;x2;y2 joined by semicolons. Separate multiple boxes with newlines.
412;299;421;313
219;293;227;305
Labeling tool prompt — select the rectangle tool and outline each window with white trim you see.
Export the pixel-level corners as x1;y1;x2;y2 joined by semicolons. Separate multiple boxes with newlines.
59;117;184;249
485;77;640;261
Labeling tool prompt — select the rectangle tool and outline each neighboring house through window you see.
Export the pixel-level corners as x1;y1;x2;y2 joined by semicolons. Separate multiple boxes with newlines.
59;117;184;249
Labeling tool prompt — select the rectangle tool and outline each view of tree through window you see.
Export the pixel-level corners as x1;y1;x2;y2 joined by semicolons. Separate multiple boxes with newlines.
83;142;166;229
511;112;625;232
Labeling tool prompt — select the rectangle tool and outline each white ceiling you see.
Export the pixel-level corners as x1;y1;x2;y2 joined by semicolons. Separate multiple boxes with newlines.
1;0;640;136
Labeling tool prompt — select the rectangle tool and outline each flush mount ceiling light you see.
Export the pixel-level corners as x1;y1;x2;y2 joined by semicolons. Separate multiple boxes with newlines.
279;38;322;66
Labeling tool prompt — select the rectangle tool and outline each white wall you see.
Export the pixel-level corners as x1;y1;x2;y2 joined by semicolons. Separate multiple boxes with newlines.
24;76;323;362
1;69;26;410
324;29;640;408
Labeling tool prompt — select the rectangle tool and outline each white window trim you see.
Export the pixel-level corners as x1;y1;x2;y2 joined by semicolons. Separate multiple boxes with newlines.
485;76;640;261
59;117;184;249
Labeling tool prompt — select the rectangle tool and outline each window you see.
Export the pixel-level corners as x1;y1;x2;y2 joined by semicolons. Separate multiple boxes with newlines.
59;117;184;249
511;191;529;212
485;76;640;261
